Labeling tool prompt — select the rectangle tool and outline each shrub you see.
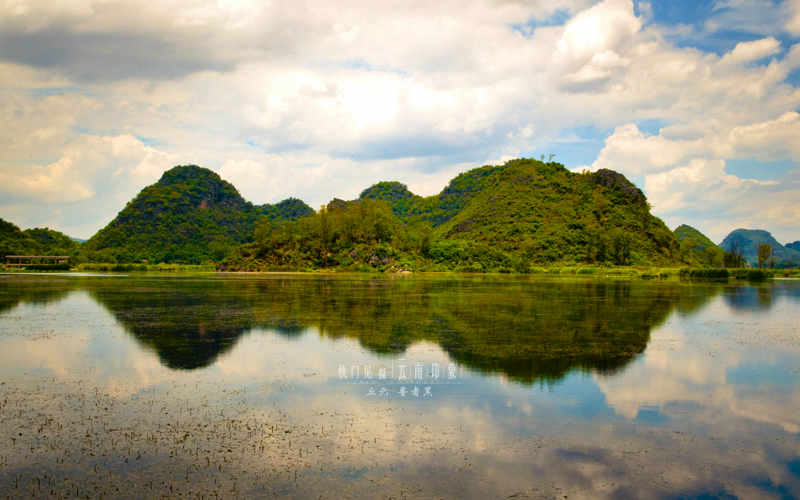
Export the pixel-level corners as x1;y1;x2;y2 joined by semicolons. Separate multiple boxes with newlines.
679;268;730;279
731;269;768;282
455;263;483;273
23;264;70;271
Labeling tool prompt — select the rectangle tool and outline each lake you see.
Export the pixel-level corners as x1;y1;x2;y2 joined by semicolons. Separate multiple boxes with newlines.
1;273;799;499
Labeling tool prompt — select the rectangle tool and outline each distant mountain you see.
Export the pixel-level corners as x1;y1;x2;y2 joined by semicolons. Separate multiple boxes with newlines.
674;224;725;266
720;229;800;268
84;165;312;263
0;219;83;259
786;241;800;252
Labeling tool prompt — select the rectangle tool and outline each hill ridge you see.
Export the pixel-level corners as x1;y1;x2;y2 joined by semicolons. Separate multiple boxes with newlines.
85;165;312;263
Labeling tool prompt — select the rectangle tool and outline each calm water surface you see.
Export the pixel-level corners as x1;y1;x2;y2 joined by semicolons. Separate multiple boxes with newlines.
0;273;799;499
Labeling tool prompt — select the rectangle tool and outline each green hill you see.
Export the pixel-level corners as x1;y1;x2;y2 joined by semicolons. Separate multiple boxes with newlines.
84;165;313;263
359;165;500;226
673;224;725;266
432;160;679;266
720;229;800;268
225;158;683;271
786;241;800;252
1;218;83;262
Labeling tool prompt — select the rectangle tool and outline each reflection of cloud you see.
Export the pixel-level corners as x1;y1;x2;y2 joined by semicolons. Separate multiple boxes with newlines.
597;295;800;433
0;292;176;397
3;284;800;498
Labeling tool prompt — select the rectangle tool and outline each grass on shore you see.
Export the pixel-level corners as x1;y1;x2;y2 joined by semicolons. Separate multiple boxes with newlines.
4;262;797;281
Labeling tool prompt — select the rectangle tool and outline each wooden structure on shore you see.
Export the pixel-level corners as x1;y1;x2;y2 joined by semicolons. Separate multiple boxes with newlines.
5;255;69;268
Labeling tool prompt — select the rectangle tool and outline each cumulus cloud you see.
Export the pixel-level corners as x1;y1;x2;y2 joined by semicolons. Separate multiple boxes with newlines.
0;0;798;240
588;110;800;242
553;0;640;92
0;133;184;236
721;37;781;65
789;0;800;35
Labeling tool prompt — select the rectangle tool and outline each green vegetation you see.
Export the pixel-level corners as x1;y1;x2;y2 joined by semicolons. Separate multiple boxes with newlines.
677;267;798;281
720;229;800;268
0;218;83;263
18;264;71;271
77;275;708;381
6;162;795;274
757;243;774;269
435;161;678;266
674;224;725;267
77;262;215;272
224;159;682;272
83;165;313;264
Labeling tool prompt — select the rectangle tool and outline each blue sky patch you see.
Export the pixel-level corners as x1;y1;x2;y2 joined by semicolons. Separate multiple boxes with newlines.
512;8;573;36
726;158;799;182
726;362;799;387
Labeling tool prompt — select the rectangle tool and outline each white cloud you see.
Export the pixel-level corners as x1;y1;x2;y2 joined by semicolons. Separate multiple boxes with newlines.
788;0;800;35
0;0;798;240
0;133;184;236
590;112;800;242
553;0;640;91
727;111;800;161
721;37;781;65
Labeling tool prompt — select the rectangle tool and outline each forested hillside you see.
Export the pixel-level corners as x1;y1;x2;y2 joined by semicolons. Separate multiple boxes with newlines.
0;218;83;260
224;158;683;272
434;160;678;266
84;165;313;263
674;224;725;267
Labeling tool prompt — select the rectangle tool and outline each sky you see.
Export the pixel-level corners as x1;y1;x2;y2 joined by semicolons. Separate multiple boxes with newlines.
0;0;799;243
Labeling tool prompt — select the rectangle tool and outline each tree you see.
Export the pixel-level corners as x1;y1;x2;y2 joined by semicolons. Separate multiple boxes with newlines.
418;223;433;256
610;228;632;265
701;246;721;267
208;238;232;262
757;243;772;269
317;206;333;266
723;240;746;268
679;237;698;263
253;218;272;252
585;228;608;264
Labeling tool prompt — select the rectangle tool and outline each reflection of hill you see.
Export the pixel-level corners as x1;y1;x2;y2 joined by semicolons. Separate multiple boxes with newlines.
0;276;75;315
90;280;253;370
672;281;727;317
240;276;726;385
2;275;730;381
723;284;774;312
428;280;712;384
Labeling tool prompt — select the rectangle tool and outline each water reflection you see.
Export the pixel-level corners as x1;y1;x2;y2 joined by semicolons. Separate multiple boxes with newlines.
1;274;799;499
723;282;775;311
90;281;254;370
5;275;725;383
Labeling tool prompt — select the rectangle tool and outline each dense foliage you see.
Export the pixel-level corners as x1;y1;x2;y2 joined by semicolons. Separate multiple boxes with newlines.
720;229;800;268
0;218;84;264
674;224;725;267
74;276;699;382
225;159;684;272
360;165;501;226
434;160;680;266
84;165;313;263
